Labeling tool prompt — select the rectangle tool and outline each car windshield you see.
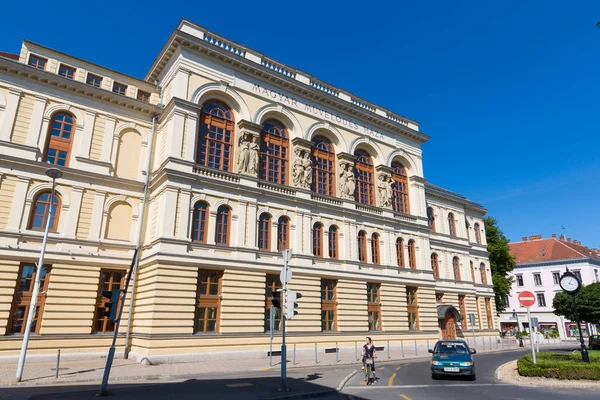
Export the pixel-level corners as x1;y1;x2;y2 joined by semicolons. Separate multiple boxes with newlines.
435;342;468;354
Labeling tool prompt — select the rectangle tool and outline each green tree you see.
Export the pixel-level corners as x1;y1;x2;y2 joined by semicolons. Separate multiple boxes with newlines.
553;282;600;324
484;216;516;313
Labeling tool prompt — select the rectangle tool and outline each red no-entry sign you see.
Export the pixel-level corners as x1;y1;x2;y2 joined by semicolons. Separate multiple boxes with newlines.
518;291;536;307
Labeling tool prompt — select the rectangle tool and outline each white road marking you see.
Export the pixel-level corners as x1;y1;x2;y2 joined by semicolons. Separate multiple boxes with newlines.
345;383;511;389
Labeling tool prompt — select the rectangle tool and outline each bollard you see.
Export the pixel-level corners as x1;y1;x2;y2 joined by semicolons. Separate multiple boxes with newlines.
55;349;61;379
315;343;318;364
387;340;390;359
414;340;418;356
293;344;296;365
336;342;339;363
355;341;358;361
401;340;405;358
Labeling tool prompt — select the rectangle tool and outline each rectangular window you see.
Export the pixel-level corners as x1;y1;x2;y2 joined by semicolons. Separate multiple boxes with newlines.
516;275;523;287
93;269;124;333
137;90;151;102
407;287;419;331
552;272;560;285
195;270;222;333
533;273;542;286
112;81;128;95
485;298;493;329
367;283;381;331
28;54;47;70
321;280;337;332
573;270;582;283
86;73;103;88
435;293;444;303
264;275;282;332
504;294;510;308
8;264;51;335
58;64;76;79
536;293;546;307
595;270;599;282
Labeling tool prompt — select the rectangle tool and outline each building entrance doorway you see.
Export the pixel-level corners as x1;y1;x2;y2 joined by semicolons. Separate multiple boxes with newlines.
440;310;457;339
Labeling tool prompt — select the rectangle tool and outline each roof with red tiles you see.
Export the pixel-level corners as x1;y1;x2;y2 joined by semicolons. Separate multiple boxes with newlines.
0;52;19;60
509;236;600;264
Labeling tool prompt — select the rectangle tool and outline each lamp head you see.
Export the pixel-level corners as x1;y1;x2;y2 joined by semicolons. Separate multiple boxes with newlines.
45;168;63;180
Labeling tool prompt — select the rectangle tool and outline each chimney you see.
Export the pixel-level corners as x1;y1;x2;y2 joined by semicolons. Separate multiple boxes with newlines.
522;237;528;241
567;238;571;243
529;235;542;240
574;240;580;245
551;233;556;238
559;234;565;240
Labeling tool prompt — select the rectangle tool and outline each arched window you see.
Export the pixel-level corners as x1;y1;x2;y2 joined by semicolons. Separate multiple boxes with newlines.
396;238;405;268
191;202;209;243
470;261;475;283
258;213;271;251
29;191;61;232
480;263;487;284
408;239;416;269
465;220;470;242
261;120;288;185
391;162;410;214
358;231;367;263
474;223;482;244
277;216;289;251
197;101;234;171
427;207;435;232
354;150;374;205
431;253;439;279
312;136;335;196
44;113;75;167
371;233;380;264
452;257;461;280
312;223;323;257
448;213;456;237
215;206;230;245
328;226;338;259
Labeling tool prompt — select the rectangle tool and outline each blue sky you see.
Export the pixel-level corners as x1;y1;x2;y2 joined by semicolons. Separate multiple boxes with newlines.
3;1;599;247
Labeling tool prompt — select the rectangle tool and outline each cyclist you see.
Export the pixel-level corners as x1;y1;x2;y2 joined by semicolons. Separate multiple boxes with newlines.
361;336;377;383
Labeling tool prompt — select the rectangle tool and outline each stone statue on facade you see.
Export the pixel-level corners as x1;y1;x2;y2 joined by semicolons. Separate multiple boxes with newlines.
292;148;304;186
338;161;356;199
248;136;259;175
237;133;259;175
291;148;313;189
378;173;393;208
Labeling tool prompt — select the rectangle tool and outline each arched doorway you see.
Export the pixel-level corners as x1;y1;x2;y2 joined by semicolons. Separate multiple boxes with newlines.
441;310;457;339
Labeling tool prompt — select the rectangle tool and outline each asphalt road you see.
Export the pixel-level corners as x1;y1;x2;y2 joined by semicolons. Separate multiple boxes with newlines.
341;347;599;400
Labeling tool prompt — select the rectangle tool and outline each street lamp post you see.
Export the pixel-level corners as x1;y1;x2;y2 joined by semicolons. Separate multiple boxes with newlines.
15;168;63;382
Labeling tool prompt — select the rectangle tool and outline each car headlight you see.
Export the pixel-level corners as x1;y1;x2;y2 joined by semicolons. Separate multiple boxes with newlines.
459;362;473;366
431;361;442;366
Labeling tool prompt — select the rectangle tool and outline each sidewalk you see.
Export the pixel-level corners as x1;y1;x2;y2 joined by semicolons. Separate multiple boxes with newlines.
0;337;543;388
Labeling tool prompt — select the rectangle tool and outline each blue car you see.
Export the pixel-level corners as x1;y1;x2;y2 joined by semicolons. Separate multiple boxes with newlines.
429;340;476;380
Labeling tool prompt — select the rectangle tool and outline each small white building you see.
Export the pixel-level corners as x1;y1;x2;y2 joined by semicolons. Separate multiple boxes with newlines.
499;234;600;340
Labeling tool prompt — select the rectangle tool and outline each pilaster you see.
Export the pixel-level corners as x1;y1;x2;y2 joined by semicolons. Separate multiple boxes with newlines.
88;190;106;241
7;176;30;231
247;202;258;249
177;189;192;241
25;95;48;148
65;186;84;238
75;110;96;158
100;116;116;163
184;113;199;162
157;188;178;239
0;88;22;142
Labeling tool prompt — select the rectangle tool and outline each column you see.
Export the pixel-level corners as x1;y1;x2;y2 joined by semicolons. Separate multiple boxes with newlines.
366;236;373;264
340;221;350;261
157;188;178;239
100;116;116;163
247;202;258;249
165;110;185;159
207;211;217;245
177;189;192;241
76;110;96;158
65;186;84;238
172;68;190;101
25;95;48;148
294;211;303;253
88;190;106;241
349;223;358;262
302;213;311;255
7;176;30;231
0;88;22;142
382;230;390;266
184;113;198;162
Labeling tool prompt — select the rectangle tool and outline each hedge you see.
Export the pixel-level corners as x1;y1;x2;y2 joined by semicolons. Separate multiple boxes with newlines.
517;351;600;380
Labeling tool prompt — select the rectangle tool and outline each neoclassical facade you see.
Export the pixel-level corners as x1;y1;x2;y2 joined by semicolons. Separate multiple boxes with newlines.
0;20;496;362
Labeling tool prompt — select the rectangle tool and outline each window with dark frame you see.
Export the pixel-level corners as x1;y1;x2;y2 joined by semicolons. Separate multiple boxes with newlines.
480;263;487;285
358;231;367;263
137;90;151;103
552;272;560;285
258;213;271;251
321;279;337;332
516;275;524;286
465;220;470;242
536;293;546;307
367;283;381;331
112;81;128;95
197;101;234;171
195;270;222;333
573;270;582;283
431;253;440;279
93;269;124;333
407;287;419;331
312;223;323;257
371;233;380;264
452;257;461;280
408;239;416;269
44;112;75;167
534;273;542;286
474;222;482;244
354;150;375;206
7;264;51;335
277;216;289;251
28;191;61;232
58;64;76;79
448;213;456;237
470;261;476;283
427;207;435;231
191;202;209;243
265;275;282;332
86;73;103;88
312;137;335;196
28;54;47;70
215;206;230;245
328;226;338;259
261;120;289;185
391;161;410;214
396;238;405;268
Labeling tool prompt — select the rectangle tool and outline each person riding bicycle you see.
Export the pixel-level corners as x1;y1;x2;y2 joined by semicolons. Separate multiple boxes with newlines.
361;337;377;382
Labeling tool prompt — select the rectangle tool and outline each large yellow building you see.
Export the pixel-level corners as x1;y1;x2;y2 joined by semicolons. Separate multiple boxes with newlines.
0;20;497;363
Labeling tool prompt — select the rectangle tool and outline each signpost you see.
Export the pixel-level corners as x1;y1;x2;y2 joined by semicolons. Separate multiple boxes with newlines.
468;313;476;344
518;291;537;364
280;249;293;392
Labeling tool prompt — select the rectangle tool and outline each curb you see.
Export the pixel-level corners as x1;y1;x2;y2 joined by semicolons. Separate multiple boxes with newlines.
336;370;358;391
259;389;337;400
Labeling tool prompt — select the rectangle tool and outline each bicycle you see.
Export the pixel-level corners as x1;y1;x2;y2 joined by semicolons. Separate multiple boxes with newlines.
364;357;375;384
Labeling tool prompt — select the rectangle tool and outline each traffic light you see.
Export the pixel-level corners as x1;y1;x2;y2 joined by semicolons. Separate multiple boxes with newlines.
286;290;302;320
100;289;122;322
271;289;282;309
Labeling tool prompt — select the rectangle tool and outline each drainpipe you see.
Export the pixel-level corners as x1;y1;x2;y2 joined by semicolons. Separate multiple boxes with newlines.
124;111;158;359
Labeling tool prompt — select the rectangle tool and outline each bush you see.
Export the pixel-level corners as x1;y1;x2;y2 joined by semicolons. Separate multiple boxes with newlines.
517;351;600;380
